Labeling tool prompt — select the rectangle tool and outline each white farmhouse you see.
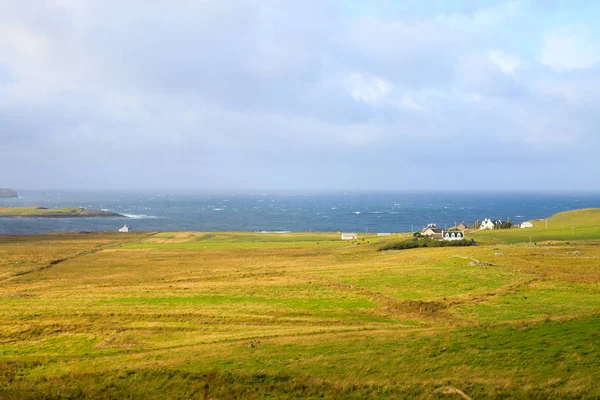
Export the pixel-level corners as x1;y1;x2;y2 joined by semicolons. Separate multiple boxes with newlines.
341;233;358;240
118;224;130;233
480;218;495;230
442;231;465;241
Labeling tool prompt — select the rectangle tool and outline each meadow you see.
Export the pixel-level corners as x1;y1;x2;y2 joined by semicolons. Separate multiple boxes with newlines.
0;209;599;399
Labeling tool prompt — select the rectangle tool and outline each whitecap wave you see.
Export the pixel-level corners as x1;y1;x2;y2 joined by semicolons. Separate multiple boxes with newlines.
123;214;159;219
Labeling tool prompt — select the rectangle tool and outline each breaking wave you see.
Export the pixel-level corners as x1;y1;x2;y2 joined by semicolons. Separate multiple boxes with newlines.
123;214;159;219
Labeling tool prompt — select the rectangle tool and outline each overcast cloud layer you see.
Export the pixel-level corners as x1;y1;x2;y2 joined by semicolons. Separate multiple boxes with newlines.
1;0;599;191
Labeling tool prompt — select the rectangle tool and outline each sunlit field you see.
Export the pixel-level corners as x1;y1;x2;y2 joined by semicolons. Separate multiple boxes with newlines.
1;210;599;399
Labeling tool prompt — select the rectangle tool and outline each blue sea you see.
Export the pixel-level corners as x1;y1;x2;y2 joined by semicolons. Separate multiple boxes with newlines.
1;190;599;235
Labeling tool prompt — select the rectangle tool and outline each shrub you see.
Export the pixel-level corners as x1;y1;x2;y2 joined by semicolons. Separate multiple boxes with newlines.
495;220;513;229
378;238;473;251
378;239;421;251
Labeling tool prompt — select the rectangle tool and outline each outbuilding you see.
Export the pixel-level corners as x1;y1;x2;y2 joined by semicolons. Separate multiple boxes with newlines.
118;225;130;233
520;221;534;228
341;233;358;240
422;227;443;237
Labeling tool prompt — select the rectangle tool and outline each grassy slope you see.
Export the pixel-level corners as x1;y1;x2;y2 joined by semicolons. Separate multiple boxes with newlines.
0;210;599;398
470;208;600;244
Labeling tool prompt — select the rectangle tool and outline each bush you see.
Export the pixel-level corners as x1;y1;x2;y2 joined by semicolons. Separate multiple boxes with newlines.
495;220;513;229
378;238;473;251
378;239;421;251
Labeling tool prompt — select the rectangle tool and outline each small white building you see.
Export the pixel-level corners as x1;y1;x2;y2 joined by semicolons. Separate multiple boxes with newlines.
377;233;392;237
442;230;465;241
341;233;358;240
520;221;534;228
118;224;130;233
480;218;495;230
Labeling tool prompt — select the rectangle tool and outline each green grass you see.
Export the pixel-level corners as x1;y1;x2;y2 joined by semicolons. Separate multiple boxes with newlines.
1;209;600;398
471;208;600;244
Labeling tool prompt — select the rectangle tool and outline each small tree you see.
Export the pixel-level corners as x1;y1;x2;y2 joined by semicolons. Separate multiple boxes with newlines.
495;220;513;229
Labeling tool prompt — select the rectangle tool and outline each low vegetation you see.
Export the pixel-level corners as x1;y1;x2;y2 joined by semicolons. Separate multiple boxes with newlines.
378;237;473;251
0;209;599;399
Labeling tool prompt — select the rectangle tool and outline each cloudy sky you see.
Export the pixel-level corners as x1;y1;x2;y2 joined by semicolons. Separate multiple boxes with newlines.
1;0;599;191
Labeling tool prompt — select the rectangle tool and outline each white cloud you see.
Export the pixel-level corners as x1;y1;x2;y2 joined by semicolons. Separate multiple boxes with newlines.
343;73;392;104
398;95;425;111
0;25;49;59
434;1;522;32
489;50;520;74
541;26;600;71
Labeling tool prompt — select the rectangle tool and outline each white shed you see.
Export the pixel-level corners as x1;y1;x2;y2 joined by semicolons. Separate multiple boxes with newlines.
341;233;358;240
118;225;130;233
520;221;534;228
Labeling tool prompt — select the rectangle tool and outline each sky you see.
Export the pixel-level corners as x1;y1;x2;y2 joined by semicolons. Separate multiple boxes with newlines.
1;0;599;191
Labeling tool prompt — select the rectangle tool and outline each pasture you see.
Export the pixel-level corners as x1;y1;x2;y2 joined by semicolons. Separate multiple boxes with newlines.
0;210;599;399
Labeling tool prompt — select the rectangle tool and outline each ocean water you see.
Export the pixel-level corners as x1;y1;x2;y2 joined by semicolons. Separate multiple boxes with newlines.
1;190;599;235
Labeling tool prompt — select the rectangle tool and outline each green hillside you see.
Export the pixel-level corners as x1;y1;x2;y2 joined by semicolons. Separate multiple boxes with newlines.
471;208;600;244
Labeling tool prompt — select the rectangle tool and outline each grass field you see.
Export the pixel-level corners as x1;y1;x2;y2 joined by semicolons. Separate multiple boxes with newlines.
1;210;599;399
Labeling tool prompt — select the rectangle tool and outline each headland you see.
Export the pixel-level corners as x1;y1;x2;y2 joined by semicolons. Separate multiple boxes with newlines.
0;206;126;218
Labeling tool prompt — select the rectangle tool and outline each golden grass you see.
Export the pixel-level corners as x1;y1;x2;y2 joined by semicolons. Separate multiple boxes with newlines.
1;210;599;398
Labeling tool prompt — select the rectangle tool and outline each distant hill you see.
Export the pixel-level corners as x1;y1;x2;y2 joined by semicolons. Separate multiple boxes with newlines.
0;188;18;198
